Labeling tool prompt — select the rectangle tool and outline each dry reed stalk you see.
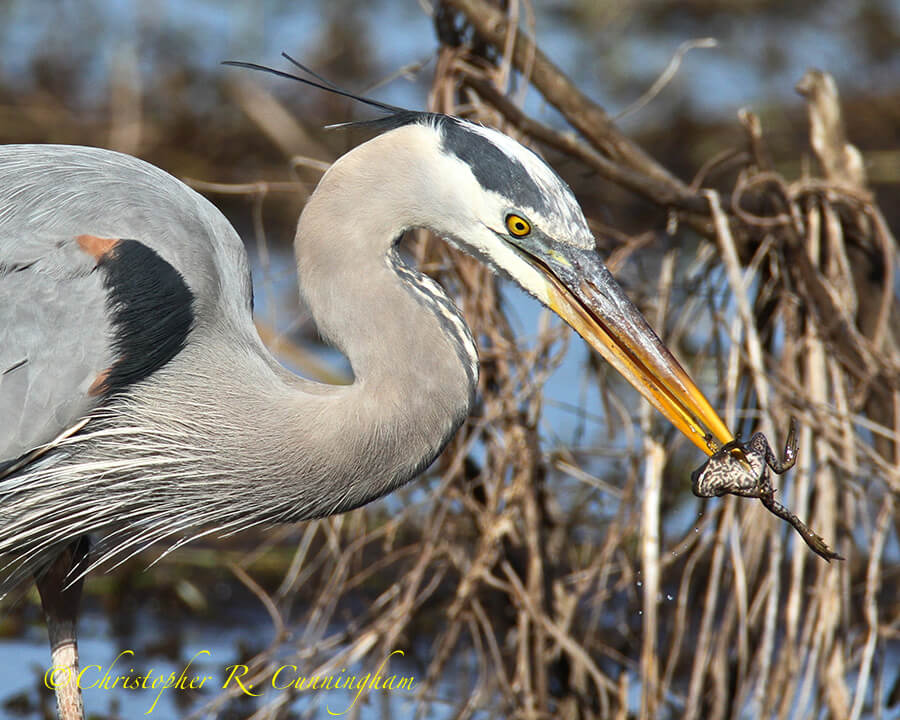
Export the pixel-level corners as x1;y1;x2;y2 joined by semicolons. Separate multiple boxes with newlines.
417;6;895;717
161;4;896;717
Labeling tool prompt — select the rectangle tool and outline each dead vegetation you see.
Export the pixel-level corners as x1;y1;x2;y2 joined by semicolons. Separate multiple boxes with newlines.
183;3;898;718
2;1;898;718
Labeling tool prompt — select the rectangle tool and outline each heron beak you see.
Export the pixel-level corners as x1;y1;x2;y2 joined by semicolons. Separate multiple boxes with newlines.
528;244;733;456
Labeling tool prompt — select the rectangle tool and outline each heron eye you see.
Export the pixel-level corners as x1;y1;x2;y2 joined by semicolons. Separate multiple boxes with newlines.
505;214;531;237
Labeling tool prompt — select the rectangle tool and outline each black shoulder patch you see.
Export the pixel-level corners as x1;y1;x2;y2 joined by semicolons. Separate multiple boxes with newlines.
436;117;549;214
96;239;194;395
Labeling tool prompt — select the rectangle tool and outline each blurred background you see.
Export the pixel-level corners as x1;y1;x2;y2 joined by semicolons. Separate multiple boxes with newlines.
1;1;898;718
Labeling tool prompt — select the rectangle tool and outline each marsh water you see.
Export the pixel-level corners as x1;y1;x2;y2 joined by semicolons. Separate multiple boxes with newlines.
1;1;898;718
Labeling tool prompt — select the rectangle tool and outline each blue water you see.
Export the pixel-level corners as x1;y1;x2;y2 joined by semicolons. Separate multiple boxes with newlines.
2;1;898;717
3;0;897;120
8;610;444;719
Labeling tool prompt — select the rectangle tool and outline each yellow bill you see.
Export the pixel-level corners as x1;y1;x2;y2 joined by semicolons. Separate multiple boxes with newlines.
528;246;733;456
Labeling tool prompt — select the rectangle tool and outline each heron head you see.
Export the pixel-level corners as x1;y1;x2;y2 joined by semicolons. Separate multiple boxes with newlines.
406;115;733;455
224;57;732;454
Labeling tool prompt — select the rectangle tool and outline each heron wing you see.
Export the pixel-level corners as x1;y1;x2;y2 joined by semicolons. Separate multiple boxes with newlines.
0;230;116;465
0;144;255;470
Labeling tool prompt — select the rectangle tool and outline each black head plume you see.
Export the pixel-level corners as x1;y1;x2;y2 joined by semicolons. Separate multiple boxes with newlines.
222;52;411;120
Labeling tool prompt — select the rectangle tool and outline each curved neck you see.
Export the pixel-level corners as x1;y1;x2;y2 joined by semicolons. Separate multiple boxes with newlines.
79;128;478;539
265;130;478;516
1;132;483;582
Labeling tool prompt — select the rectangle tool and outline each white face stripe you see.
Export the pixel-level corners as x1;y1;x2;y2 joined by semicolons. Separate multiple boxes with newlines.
362;121;578;313
455;122;594;250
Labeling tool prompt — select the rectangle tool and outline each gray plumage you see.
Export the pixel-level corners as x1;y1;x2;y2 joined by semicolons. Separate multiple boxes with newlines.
1;113;734;597
4;80;745;720
0;129;476;589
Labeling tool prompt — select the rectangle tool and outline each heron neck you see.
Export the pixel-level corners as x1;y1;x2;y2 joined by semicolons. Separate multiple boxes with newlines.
122;137;477;523
254;151;479;516
119;242;476;523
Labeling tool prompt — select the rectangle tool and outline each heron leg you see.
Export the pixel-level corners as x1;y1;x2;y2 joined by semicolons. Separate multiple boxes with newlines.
35;536;90;720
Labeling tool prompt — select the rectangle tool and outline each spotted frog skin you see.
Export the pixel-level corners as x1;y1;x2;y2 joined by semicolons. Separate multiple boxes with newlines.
692;419;842;562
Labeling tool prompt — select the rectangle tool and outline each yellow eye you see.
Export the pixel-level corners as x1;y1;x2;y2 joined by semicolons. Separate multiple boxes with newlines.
505;214;531;237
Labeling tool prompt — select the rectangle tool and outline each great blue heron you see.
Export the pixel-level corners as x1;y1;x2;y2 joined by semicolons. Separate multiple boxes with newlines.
0;63;734;720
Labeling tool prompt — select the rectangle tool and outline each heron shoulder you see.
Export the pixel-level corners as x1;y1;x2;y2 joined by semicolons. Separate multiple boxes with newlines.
0;144;253;321
0;144;255;463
